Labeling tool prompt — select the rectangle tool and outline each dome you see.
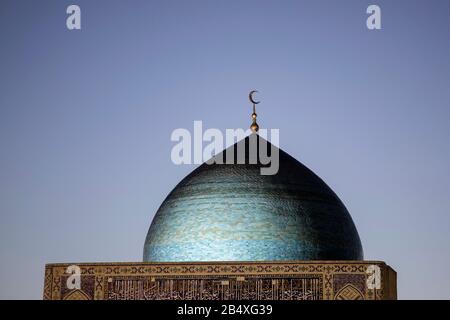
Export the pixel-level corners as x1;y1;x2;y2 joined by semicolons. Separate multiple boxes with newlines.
143;135;363;262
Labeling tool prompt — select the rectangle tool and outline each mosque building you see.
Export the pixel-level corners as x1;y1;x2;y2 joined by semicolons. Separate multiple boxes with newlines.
43;93;397;300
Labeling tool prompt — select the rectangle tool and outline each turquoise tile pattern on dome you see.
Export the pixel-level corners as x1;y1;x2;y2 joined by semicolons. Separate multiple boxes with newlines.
143;135;363;262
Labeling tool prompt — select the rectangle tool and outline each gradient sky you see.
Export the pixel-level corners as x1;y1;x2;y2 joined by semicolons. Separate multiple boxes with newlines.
1;0;450;299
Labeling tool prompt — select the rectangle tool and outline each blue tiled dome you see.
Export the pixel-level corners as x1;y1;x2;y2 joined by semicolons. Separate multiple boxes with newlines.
143;135;363;262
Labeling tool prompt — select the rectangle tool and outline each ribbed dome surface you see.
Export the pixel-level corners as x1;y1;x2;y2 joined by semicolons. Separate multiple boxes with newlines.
143;135;363;262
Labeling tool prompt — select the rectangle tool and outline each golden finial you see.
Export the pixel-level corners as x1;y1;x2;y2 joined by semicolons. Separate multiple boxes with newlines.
249;90;260;133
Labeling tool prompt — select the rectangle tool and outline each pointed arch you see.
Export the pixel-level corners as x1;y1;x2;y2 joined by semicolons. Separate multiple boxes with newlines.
64;290;90;300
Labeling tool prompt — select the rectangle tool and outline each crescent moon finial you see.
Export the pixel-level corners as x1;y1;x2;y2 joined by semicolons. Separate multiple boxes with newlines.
249;90;260;133
249;90;260;104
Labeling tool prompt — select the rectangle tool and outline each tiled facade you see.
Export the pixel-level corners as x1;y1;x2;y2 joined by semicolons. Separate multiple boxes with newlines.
44;261;396;300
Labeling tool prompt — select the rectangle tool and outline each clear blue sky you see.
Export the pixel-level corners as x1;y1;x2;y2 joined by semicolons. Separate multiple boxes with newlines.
1;0;450;299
